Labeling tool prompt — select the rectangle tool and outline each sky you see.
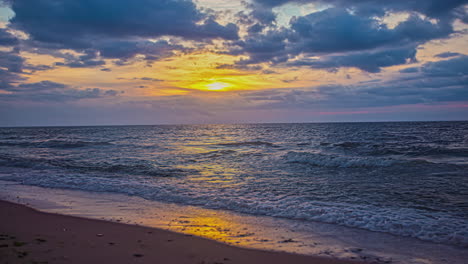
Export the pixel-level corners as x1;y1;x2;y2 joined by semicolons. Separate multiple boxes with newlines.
0;0;467;126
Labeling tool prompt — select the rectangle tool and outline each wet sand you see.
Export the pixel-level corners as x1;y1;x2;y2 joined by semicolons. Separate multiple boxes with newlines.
0;200;362;264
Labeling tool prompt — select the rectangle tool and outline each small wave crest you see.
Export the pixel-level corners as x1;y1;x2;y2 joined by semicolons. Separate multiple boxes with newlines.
284;151;397;168
0;139;113;149
2;171;467;248
0;154;188;178
367;145;468;158
217;141;275;147
198;150;237;158
332;141;364;148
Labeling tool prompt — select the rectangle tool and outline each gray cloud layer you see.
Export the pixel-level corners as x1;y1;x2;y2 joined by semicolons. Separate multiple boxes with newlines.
229;4;462;72
7;0;239;47
1;80;121;102
243;56;468;109
0;0;466;124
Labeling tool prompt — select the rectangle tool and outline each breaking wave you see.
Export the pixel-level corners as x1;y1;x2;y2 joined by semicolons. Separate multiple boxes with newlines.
0;154;188;178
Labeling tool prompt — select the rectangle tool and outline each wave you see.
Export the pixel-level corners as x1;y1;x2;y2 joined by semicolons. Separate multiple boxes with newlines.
0;154;189;178
284;151;397;168
198;150;237;158
409;146;468;157
217;141;275;147
367;145;468;157
321;141;468;159
332;141;364;148
0;139;113;149
1;171;467;248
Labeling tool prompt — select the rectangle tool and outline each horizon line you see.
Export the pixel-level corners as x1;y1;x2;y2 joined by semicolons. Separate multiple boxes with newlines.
1;119;467;129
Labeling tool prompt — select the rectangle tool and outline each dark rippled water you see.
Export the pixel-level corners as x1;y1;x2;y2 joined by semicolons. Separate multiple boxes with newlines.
0;122;467;247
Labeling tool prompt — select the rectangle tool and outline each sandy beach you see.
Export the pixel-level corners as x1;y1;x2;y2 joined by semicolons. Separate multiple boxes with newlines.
0;200;362;264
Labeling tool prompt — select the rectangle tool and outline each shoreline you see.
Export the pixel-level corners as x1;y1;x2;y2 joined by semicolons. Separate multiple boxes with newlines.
1;180;468;264
0;200;361;264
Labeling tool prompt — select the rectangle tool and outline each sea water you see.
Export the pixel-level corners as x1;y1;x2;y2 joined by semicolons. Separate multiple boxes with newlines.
0;122;467;262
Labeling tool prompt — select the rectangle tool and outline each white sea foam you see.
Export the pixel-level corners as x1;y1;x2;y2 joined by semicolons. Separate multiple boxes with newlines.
2;169;467;248
1;122;468;249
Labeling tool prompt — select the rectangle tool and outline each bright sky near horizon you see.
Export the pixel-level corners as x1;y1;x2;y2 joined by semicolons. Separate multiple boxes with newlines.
0;0;467;126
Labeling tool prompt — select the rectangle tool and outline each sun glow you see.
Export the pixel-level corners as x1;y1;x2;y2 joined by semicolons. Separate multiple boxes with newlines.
206;82;230;91
188;79;236;91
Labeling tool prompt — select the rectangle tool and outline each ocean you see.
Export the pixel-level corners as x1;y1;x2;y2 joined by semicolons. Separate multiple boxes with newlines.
0;122;467;262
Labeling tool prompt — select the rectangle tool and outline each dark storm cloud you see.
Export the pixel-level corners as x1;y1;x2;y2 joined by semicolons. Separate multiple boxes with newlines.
12;81;66;91
253;0;468;19
0;28;18;46
435;52;463;58
6;0;239;48
399;67;420;73
250;5;277;25
0;49;27;88
97;40;187;61
228;8;454;72
0;80;121;102
421;55;468;77
228;0;467;73
0;67;24;87
0;50;24;73
242;56;468;109
289;46;418;73
288;9;394;53
0;45;120;102
0;48;56;88
227;29;291;65
0;0;238;69
49;39;188;69
55;60;106;68
54;49;105;68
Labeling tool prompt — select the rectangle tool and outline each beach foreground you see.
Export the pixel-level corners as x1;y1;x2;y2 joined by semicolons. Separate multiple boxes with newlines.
0;200;361;264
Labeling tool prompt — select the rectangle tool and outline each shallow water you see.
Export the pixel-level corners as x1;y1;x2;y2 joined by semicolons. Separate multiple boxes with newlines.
0;122;467;249
2;181;467;264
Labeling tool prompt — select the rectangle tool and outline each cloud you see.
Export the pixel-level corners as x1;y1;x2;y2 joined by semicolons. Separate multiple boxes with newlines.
242;55;468;109
228;7;455;72
399;67;420;73
289;46;417;73
422;55;468;77
253;0;468;19
0;49;25;94
4;80;66;92
289;8;395;53
0;67;24;87
0;27;18;46
435;52;463;58
117;77;164;82
0;80;121;102
287;10;453;53
6;0;239;48
54;49;105;68
0;49;24;73
1;0;238;69
226;29;290;65
96;39;186;61
250;4;277;25
139;77;163;82
0;49;55;89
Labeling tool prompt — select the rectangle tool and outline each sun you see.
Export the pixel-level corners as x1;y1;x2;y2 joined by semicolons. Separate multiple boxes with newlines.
206;82;230;91
188;80;233;92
